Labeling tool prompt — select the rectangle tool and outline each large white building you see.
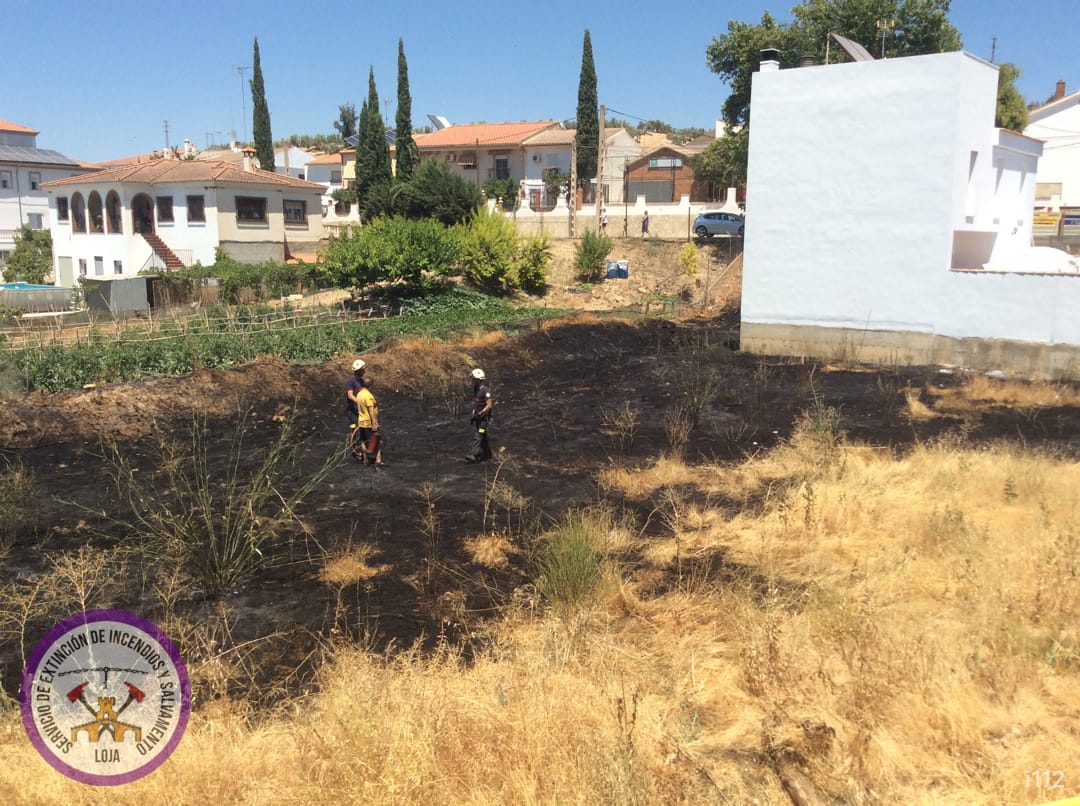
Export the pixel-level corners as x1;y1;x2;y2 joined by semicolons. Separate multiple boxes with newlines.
741;49;1080;377
1026;80;1080;244
43;155;325;286
0;120;93;266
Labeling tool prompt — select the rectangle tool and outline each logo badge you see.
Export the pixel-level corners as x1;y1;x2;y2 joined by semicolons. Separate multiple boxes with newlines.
20;609;190;786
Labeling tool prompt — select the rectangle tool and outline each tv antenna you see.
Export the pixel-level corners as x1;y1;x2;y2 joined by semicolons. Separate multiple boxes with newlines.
236;65;251;141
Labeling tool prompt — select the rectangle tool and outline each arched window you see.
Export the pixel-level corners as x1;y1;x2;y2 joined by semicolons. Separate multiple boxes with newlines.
105;191;122;234
88;191;104;234
71;192;87;234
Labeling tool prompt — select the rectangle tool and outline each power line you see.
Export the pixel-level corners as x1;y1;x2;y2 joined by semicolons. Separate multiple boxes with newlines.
605;107;651;124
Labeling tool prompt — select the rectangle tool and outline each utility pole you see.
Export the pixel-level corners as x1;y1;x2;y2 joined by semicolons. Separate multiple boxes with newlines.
991;36;997;63
623;155;628;237
569;139;576;239
236;65;250;141
163;120;170;153
596;103;605;220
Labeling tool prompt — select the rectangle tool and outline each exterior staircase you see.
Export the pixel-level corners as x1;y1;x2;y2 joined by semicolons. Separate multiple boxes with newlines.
140;232;186;270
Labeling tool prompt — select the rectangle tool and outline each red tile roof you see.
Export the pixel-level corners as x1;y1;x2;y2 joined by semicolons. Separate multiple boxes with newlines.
308;151;347;165
0;120;39;135
416;121;561;149
523;128;575;146
92;151;170;168
41;159;325;190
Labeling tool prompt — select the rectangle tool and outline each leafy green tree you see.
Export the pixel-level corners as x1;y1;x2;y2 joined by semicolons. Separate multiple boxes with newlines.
705;1;963;177
395;158;481;226
333;103;357;140
355;67;392;211
394;38;420;182
670;127;709;145
277;133;344;153
690;127;749;191
320;216;460;291
575;30;599;182
481;176;518;208
706;12;801;128
543;170;570;203
995;62;1029;130
250;37;275;173
790;0;962;60
3;226;52;283
361;179;394;221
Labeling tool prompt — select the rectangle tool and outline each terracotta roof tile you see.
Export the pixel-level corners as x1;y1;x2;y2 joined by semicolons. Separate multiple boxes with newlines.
41;159;324;191
522;128;576;146
92;151;170;168
308;151;346;165
0;119;40;135
416;121;560;149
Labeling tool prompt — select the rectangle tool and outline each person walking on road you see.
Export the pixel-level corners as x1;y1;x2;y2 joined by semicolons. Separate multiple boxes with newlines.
465;368;493;464
641;209;650;239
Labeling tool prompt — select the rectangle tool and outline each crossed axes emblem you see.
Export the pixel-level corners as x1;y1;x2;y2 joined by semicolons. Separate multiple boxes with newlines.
66;681;146;743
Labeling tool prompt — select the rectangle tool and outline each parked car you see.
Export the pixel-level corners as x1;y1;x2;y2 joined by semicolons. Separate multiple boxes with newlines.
693;211;744;238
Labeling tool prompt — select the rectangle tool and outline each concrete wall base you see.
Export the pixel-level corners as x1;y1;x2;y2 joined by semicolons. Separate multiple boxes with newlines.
740;321;1080;380
219;242;285;264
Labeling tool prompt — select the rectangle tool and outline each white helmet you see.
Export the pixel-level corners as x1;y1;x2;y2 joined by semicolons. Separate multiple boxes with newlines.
471;368;486;380
352;359;366;372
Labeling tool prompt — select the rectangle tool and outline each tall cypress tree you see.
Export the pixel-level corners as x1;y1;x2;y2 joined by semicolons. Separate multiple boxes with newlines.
394;38;420;182
575;29;598;183
250;37;274;172
355;66;392;202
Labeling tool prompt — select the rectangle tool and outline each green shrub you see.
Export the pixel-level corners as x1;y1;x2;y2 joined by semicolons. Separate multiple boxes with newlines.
679;242;698;276
456;210;521;294
534;511;606;615
518;233;551;295
163;254;319;304
321;216;461;291
395;158;482;225
575;230;613;283
481;176;519;209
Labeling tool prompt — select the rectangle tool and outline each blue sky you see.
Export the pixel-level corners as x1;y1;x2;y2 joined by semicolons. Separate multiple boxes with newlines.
4;0;1076;163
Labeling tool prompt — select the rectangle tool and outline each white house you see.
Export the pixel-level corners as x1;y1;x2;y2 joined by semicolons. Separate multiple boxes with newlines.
305;150;348;210
416;121;562;204
517;126;642;209
43;155;326;287
274;146;315;180
0;119;94;265
741;49;1080;378
520;127;574;209
1025;80;1080;243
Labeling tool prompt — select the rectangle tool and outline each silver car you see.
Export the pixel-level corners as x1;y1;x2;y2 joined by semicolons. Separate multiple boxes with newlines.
693;211;744;238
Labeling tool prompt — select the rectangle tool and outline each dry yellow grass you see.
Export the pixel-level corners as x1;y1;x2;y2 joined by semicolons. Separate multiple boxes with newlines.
320;544;389;585
4;431;1079;803
463;533;516;569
